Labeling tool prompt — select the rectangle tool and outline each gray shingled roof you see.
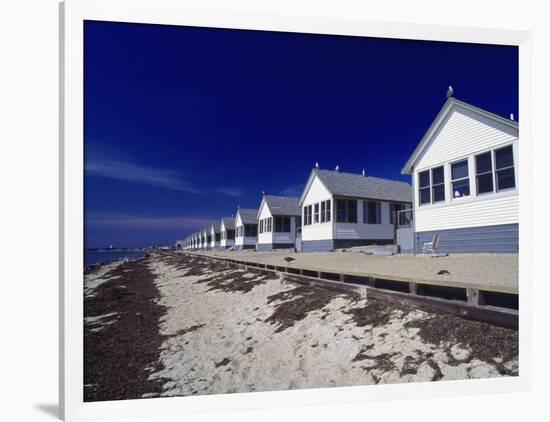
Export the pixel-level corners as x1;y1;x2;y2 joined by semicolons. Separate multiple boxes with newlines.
264;195;301;216
221;216;235;230
310;169;411;203
237;208;259;225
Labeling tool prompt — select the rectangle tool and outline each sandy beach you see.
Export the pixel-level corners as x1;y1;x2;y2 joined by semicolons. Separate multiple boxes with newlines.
84;252;518;402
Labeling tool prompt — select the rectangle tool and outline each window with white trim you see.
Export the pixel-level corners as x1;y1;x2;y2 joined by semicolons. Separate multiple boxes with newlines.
418;170;431;205
418;166;444;205
336;199;357;223
495;145;516;191
363;201;381;224
475;151;493;194
450;159;470;198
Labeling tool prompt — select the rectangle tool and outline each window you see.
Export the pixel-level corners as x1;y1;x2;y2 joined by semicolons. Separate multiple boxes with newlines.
245;224;257;237
363;201;381;224
319;200;331;223
215;233;221;242
274;216;291;232
451;159;470;198
259;220;263;234
418;170;430;205
304;205;312;226
314;203;320;223
336;199;357;223
431;166;445;202
495;145;515;191
227;229;235;240
282;217;291;232
476;151;493;194
418;167;444;205
268;217;272;232
389;203;405;225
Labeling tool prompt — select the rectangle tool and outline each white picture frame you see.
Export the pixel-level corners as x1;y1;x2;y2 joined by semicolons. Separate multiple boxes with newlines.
60;0;533;420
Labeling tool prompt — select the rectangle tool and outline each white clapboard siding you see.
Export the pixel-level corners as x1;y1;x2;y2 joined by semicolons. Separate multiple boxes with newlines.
257;201;273;244
415;194;518;232
416;106;517;171
301;175;333;241
334;201;394;240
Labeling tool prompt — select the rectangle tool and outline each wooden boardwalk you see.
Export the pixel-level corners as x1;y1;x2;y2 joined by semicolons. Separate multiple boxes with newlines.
185;251;519;330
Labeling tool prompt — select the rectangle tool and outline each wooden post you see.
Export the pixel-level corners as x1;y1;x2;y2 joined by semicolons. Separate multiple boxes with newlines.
409;282;417;295
467;288;481;306
367;276;376;287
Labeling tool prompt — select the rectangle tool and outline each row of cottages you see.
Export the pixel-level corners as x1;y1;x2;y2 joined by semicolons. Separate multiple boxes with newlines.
399;97;519;254
181;97;518;255
299;169;412;252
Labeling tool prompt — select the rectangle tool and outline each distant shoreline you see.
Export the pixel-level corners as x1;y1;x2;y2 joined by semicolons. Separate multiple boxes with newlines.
84;250;147;268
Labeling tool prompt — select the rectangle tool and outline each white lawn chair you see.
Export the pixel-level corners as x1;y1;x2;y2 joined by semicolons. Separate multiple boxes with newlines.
422;234;440;257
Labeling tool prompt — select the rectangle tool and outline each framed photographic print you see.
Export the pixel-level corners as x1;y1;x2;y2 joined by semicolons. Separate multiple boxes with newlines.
60;0;532;420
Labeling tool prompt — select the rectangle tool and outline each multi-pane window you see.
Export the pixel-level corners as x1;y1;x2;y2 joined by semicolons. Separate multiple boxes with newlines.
418;167;444;205
314;203;320;223
451;159;470;198
227;230;234;240
304;205;312;226
363;201;381;224
389;203;405;225
418;170;431;205
282;217;291;232
336;199;357;223
244;225;257;237
476;151;493;194
495;145;515;191
322;200;331;222
431;166;445;202
303;201;331;225
274;217;291;232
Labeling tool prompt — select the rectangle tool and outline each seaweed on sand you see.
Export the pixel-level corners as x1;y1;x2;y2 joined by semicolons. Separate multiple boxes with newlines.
344;299;410;328
404;312;518;376
265;284;348;333
193;268;269;294
84;257;169;402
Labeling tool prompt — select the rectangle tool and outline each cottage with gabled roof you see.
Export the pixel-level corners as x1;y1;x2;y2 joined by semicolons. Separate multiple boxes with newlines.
298;168;412;252
210;221;221;250
220;216;235;249
200;227;209;250
401;96;518;253
256;194;301;251
234;208;258;251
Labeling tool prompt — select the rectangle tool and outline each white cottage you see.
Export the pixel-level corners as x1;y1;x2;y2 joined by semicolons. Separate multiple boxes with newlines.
256;195;301;251
401;97;518;253
298;168;411;252
210;222;221;250
220;216;236;249
234;208;258;251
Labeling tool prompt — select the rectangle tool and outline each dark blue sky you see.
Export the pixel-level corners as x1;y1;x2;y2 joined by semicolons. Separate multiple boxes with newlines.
84;20;518;248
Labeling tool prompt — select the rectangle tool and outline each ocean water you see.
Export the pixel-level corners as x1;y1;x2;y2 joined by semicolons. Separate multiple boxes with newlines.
84;250;145;267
